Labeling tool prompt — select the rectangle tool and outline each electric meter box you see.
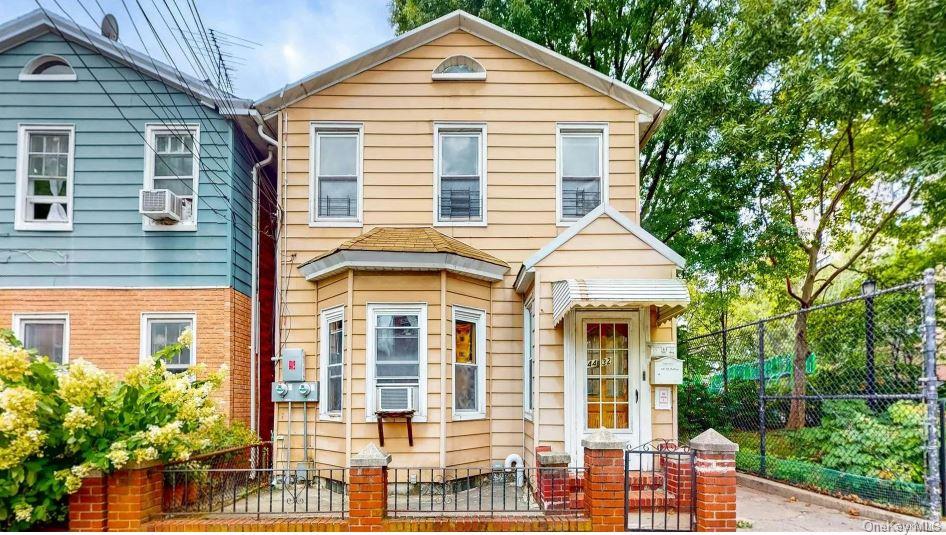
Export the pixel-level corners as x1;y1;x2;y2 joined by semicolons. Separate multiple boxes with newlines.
281;348;306;383
650;357;684;385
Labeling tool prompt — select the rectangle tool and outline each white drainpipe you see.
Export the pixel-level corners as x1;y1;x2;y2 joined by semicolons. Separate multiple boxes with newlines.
250;118;276;433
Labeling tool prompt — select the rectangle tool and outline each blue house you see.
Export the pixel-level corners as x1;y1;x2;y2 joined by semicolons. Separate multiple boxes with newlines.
0;9;276;429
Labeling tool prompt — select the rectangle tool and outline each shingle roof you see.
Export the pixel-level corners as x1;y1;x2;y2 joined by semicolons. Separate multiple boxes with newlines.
304;227;508;268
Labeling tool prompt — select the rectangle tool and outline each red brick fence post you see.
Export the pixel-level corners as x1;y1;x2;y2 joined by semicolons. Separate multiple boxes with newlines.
68;471;107;532
349;443;390;532
690;429;738;532
582;429;627;532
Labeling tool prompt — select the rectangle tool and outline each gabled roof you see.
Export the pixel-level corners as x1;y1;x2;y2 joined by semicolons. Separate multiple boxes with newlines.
298;227;509;282
514;204;686;292
0;9;251;113
254;10;670;144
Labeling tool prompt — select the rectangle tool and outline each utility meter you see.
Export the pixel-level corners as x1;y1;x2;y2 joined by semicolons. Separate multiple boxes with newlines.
281;348;306;382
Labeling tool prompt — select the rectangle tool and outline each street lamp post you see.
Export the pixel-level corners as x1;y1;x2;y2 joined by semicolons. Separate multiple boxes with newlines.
862;279;877;411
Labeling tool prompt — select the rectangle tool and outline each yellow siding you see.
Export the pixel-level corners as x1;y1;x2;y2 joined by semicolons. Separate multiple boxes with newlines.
276;28;681;468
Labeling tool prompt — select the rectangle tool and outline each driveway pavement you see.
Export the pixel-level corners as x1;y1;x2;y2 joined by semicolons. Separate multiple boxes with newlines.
737;485;869;532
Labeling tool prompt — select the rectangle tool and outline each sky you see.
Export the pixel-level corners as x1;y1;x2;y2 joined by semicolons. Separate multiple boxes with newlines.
0;0;396;99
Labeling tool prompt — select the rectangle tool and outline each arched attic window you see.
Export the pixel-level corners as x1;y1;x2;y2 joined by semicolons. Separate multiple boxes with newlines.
19;55;77;81
432;55;486;81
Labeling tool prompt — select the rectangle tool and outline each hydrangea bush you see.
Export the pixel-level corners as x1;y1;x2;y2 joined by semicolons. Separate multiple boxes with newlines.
0;328;257;530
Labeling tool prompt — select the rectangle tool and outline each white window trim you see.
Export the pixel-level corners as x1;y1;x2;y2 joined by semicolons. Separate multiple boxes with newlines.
433;122;488;227
451;305;487;420
555;122;609;226
14;124;75;231
522;297;535;421
12;312;70;364
309;122;363;227
431;55;487;81
142;123;200;232
19;55;77;81
365;303;428;423
319;305;345;422
139;312;197;369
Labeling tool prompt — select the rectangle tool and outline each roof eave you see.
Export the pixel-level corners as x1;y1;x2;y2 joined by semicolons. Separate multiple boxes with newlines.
298;249;509;282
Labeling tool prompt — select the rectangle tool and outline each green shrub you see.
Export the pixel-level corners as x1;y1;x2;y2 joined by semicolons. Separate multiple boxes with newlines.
0;328;258;530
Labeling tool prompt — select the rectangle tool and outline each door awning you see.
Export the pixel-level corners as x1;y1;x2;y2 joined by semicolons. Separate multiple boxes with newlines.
551;279;690;326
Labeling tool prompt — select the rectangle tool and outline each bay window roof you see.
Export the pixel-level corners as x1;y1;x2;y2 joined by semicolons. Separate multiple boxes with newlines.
298;227;509;282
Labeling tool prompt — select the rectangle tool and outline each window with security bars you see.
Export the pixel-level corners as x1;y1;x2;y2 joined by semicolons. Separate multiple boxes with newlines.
21;128;72;227
559;129;604;220
437;127;484;222
146;126;198;226
314;129;359;220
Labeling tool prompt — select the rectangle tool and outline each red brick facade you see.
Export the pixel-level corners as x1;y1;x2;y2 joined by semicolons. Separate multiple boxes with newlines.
0;287;252;423
68;471;107;532
582;447;626;532
694;452;737;532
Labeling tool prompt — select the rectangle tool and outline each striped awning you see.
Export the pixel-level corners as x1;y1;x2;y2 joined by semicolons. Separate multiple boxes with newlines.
551;279;690;326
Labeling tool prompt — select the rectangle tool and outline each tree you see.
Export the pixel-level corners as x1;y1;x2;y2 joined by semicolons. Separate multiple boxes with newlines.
719;0;946;428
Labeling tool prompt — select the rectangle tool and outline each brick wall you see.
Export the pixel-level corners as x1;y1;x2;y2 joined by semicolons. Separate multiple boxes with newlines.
694;451;737;532
0;287;251;423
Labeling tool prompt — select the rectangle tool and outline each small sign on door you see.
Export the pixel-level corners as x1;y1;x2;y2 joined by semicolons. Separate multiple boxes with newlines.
654;386;672;410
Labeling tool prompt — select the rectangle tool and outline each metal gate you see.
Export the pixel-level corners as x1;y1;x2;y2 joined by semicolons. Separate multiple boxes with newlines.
625;441;696;532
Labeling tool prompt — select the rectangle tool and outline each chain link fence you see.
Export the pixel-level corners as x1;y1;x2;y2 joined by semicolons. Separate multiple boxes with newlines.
679;270;941;518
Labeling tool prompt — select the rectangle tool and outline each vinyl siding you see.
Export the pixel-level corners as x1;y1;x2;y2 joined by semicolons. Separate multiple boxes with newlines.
0;33;250;293
276;29;679;467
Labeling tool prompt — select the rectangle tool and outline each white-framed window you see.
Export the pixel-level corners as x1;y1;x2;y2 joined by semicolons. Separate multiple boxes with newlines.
140;313;196;371
556;123;608;224
431;55;487;81
452;306;487;420
434;123;487;225
143;124;200;231
523;299;535;419
19;55;77;81
15;124;75;231
365;303;428;421
319;305;345;421
310;122;363;227
13;313;69;364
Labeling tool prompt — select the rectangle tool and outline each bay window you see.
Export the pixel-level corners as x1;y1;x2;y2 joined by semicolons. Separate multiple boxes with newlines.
366;304;427;420
453;306;486;419
319;306;345;420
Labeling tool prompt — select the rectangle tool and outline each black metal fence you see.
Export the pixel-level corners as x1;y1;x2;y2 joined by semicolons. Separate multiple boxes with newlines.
386;466;585;516
163;443;348;517
625;441;696;532
679;271;941;518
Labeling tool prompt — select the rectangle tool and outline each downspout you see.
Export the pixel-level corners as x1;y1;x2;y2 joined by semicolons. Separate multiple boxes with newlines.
251;114;277;434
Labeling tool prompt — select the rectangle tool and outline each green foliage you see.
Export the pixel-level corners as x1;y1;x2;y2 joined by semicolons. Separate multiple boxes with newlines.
0;328;258;530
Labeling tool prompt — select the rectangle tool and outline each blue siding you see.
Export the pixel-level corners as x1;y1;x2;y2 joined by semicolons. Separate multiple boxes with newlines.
0;33;253;294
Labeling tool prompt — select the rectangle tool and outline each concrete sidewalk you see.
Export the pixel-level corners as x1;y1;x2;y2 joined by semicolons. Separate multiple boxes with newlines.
737;485;869;532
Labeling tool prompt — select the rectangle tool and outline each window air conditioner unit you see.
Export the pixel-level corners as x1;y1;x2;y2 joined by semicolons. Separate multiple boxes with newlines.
139;189;183;222
376;385;415;412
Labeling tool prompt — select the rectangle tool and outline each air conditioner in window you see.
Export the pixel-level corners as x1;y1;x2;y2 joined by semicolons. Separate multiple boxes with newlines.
376;385;416;413
139;189;183;222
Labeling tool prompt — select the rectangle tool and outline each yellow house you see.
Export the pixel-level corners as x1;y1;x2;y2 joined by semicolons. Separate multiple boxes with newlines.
254;10;688;472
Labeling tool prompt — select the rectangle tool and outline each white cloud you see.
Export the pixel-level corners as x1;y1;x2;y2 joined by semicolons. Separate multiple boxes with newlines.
0;0;395;98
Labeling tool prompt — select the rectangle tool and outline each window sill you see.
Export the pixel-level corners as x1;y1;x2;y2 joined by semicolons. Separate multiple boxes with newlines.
523;411;534;422
19;74;77;81
15;221;72;231
366;414;427;423
453;412;486;421
319;413;343;423
309;220;363;228
433;220;487;227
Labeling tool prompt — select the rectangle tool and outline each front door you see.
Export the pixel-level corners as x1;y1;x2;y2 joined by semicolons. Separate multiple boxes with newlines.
571;313;642;463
